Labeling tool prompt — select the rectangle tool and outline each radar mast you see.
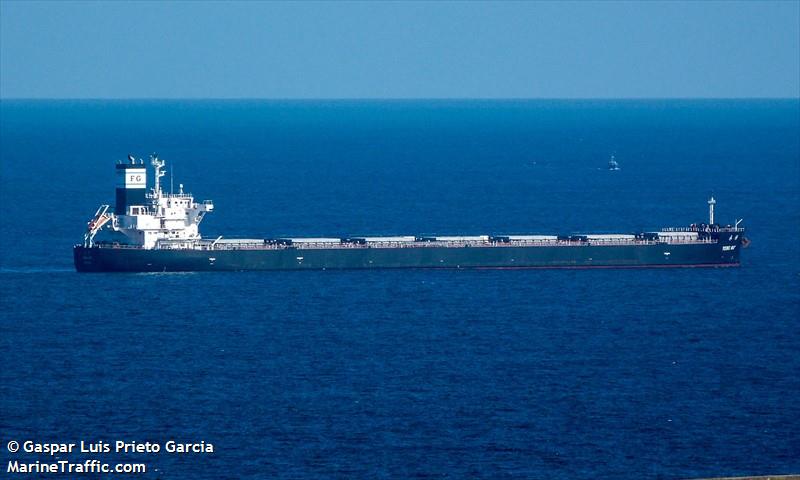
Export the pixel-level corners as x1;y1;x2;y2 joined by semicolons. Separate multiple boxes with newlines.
151;153;166;199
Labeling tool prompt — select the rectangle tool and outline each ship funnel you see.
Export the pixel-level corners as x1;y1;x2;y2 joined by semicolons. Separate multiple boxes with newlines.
708;196;716;225
115;155;147;214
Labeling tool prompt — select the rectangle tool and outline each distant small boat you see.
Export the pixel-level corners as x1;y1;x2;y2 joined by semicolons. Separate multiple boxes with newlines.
608;155;620;171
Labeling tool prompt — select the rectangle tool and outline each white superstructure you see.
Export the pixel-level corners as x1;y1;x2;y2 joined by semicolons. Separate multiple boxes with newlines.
85;154;213;249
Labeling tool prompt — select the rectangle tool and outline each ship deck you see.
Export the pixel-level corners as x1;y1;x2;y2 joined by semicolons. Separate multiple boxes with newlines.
89;237;721;251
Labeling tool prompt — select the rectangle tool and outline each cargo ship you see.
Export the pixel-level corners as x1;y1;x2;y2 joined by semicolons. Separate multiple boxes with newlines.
73;154;747;272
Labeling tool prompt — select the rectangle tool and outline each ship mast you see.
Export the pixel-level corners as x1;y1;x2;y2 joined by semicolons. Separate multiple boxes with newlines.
708;196;716;225
151;153;166;199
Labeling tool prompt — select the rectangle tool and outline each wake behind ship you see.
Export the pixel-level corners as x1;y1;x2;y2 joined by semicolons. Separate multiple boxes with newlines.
74;154;747;272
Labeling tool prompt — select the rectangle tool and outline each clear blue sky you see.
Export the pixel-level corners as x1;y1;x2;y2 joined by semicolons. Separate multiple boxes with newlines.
1;0;798;98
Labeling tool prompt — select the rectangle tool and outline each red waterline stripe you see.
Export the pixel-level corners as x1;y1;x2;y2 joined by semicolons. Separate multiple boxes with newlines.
473;263;741;270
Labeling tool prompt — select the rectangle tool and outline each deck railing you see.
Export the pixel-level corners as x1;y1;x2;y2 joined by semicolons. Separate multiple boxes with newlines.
661;226;744;233
87;237;718;251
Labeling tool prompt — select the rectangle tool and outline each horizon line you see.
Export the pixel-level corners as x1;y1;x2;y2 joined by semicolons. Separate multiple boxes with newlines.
2;96;799;101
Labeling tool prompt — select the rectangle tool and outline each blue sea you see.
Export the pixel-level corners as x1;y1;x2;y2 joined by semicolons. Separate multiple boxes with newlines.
1;99;798;479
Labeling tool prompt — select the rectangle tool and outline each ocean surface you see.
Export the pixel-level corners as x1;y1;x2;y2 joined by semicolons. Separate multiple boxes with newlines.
1;99;798;479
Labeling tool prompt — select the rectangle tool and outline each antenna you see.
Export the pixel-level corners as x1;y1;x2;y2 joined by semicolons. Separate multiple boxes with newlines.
150;153;165;197
171;167;174;194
